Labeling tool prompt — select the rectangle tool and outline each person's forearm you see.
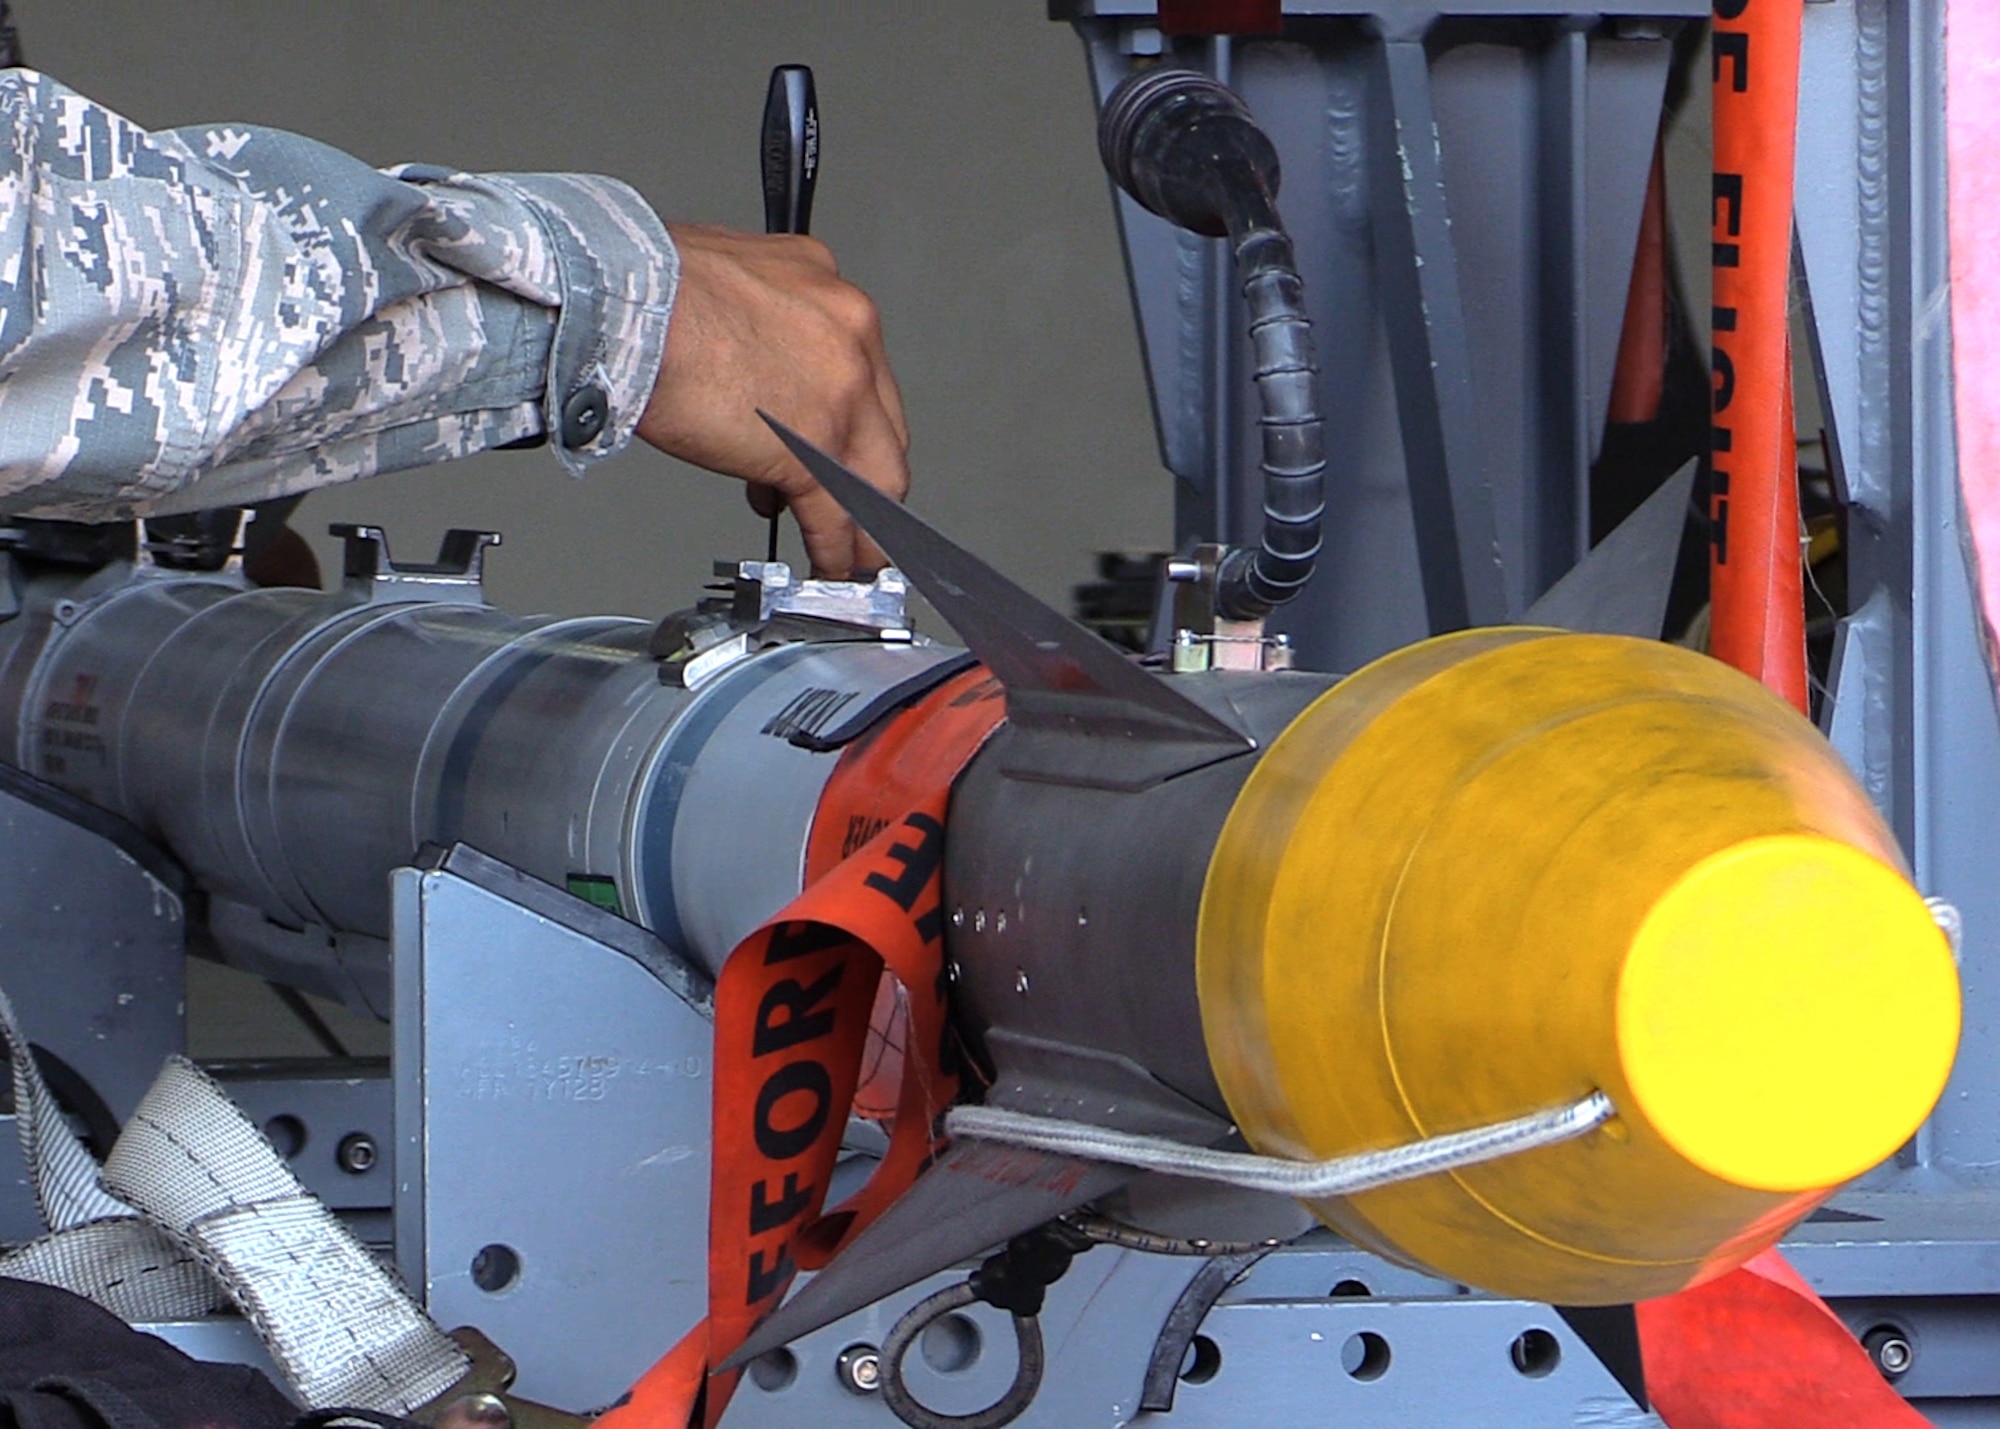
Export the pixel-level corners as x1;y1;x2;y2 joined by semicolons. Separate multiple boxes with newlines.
0;70;675;520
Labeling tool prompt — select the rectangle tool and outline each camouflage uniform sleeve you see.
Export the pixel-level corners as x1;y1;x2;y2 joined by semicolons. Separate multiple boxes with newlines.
0;69;677;520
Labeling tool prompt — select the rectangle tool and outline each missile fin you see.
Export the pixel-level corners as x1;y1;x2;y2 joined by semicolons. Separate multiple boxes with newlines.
762;415;1255;790
1521;458;1697;638
1554;1302;1649;1410
724;1032;1230;1365
723;1139;1132;1369
978;1029;1232;1141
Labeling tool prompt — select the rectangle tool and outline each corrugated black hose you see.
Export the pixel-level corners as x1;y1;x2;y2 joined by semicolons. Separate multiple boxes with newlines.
1098;67;1325;619
1226;223;1325;615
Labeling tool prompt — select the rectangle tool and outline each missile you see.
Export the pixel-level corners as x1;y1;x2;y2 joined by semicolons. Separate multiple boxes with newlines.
0;431;1957;1355
722;426;1960;1359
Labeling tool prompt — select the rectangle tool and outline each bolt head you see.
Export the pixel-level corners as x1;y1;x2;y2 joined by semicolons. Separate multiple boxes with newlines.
837;1345;882;1395
1862;1325;1914;1379
336;1132;378;1175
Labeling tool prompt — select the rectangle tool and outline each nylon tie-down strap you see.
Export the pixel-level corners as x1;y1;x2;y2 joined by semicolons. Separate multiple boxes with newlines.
596;666;1006;1429
0;987;468;1414
102;1057;470;1415
0;984;220;1323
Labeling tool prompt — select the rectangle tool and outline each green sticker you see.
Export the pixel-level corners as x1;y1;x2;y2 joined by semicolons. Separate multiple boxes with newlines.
566;874;623;917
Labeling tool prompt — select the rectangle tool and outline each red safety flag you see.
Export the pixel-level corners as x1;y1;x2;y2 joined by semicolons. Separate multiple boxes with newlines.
595;669;1004;1429
1609;140;1671;428
1640;1251;1928;1428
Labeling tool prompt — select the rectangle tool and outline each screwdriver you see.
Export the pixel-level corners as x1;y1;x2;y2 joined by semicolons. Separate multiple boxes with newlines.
757;63;819;564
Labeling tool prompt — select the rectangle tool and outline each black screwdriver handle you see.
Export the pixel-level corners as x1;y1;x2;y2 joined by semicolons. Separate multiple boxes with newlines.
762;64;818;238
758;65;818;562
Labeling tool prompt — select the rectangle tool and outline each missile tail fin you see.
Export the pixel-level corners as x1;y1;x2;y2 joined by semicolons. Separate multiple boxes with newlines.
1555;1302;1650;1410
721;1139;1132;1369
762;415;1254;790
1522;458;1697;638
724;1032;1231;1366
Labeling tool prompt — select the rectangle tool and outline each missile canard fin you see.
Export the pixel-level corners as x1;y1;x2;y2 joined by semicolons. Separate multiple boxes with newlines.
761;414;1255;790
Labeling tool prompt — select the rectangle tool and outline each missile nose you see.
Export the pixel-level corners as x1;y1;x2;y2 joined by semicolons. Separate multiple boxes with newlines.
1616;833;1959;1194
1197;627;1964;1304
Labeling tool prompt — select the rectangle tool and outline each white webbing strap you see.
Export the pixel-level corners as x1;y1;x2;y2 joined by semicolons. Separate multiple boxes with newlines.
0;985;222;1322
0;1216;220;1322
0;984;130;1230
102;1056;469;1415
1;982;466;1413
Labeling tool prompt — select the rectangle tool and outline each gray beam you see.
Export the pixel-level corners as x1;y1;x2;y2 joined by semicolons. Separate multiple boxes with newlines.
1534;22;1592;595
1366;23;1513;630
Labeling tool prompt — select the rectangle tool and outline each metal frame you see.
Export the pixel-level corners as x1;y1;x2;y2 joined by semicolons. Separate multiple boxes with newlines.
1065;2;1696;670
1064;1;2000;1420
385;846;1671;1425
0;771;185;1245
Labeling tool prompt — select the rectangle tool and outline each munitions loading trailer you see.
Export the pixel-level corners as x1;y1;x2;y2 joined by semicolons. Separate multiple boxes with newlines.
1;3;1995;1425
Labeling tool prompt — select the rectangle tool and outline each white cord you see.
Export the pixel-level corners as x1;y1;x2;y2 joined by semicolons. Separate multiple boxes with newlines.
944;1091;1614;1199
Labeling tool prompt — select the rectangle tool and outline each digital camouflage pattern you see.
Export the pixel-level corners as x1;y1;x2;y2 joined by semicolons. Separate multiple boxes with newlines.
0;69;677;519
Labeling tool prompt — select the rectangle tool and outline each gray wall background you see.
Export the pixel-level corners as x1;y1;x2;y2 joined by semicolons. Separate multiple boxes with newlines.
29;2;1169;620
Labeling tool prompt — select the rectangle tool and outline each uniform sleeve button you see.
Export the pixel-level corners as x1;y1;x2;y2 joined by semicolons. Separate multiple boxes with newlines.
560;384;610;448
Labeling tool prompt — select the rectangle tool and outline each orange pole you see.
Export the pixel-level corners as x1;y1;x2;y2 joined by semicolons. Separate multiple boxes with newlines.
1709;0;1809;713
1636;26;1929;1429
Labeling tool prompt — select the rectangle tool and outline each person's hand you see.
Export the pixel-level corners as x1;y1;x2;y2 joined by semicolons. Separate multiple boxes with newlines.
635;223;909;578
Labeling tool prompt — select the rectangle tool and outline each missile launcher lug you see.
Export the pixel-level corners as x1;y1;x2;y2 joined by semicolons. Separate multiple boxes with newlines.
331;523;500;606
1166;541;1297;673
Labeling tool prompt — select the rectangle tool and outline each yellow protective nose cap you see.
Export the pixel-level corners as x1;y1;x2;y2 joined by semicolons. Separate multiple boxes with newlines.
1616;834;1961;1194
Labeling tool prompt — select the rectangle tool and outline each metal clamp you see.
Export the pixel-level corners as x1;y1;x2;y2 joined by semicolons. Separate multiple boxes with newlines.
723;560;910;630
1165;544;1295;673
412;1328;590;1429
651;558;915;689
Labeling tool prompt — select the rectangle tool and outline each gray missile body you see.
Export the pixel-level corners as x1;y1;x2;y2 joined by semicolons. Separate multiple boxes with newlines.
0;434;1954;1353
